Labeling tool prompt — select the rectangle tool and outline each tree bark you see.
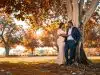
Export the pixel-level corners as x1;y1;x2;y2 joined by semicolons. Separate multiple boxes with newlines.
1;36;10;56
79;0;84;21
72;0;79;27
31;48;34;55
76;41;89;65
71;0;88;65
5;45;10;56
66;0;73;20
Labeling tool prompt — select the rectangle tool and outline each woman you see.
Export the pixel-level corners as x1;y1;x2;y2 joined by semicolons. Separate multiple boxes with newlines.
56;23;67;65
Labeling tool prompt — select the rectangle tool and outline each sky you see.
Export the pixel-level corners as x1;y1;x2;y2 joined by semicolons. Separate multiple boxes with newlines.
13;18;30;29
11;12;30;30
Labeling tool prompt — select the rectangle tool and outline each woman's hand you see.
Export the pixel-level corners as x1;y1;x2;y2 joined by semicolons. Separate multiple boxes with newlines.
60;34;68;37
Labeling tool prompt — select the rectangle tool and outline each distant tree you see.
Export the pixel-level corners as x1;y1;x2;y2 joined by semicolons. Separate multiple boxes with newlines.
22;29;39;55
0;13;22;56
41;22;58;47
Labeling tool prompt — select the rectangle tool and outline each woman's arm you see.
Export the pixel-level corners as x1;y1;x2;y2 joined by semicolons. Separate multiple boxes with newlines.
60;34;68;37
57;29;67;37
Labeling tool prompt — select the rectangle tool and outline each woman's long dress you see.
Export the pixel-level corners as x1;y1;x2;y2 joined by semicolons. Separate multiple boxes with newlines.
56;29;66;65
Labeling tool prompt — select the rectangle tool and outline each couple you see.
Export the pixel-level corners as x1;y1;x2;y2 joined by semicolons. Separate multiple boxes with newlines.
56;20;81;65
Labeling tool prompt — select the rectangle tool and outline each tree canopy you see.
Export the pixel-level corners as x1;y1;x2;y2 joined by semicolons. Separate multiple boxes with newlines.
0;0;99;26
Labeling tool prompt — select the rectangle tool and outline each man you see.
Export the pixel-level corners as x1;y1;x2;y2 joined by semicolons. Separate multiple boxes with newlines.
64;20;81;65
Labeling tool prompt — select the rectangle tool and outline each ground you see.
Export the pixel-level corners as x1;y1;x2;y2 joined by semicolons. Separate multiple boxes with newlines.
0;56;100;75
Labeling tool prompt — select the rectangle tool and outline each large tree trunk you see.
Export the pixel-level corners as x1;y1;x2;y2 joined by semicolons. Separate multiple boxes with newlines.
70;0;99;65
71;0;88;65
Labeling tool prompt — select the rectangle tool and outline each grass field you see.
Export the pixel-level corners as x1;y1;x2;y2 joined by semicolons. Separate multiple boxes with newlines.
0;56;99;75
88;56;100;63
0;56;100;63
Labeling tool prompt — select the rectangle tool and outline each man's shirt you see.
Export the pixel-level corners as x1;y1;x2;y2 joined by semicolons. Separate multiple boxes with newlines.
67;27;74;40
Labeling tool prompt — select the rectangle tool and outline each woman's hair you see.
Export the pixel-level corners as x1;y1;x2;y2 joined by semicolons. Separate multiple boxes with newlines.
59;22;64;28
68;20;73;25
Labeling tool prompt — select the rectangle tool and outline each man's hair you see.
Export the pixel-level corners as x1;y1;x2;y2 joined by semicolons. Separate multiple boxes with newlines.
59;22;64;28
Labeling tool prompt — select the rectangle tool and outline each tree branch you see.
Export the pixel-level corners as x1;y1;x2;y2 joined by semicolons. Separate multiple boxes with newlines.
7;26;15;43
79;0;84;21
82;0;99;25
1;25;6;36
66;0;73;20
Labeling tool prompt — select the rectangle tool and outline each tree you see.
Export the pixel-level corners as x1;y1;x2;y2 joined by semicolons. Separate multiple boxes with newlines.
0;12;22;56
41;22;58;47
22;28;39;55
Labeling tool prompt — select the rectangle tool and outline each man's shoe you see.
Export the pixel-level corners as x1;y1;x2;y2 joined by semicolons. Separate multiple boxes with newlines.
69;61;73;65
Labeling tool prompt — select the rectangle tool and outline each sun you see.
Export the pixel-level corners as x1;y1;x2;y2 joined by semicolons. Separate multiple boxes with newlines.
36;28;44;36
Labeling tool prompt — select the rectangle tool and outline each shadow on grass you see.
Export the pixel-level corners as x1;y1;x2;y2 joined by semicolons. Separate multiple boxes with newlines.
0;61;100;75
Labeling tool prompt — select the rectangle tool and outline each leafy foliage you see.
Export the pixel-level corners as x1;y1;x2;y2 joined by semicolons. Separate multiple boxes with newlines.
0;12;23;55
